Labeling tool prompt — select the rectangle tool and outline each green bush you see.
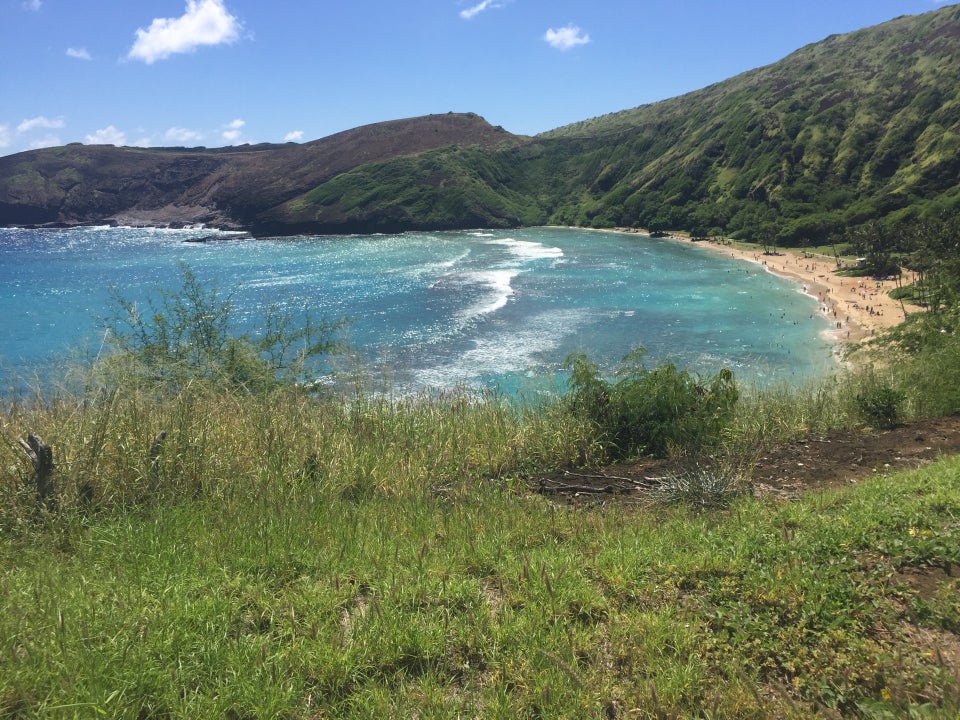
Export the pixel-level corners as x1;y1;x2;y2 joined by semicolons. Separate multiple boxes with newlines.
855;383;905;430
865;308;960;418
564;347;739;460
101;263;347;393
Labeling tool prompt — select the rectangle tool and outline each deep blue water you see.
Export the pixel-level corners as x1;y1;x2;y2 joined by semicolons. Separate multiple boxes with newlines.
0;226;836;394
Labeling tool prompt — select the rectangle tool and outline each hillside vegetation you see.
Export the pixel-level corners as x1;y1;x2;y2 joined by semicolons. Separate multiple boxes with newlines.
535;5;960;242
2;6;959;239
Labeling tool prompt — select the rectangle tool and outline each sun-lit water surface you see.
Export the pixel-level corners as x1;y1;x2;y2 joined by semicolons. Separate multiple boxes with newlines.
0;226;836;395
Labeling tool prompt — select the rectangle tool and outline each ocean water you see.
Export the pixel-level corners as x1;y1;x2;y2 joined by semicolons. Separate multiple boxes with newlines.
0;225;836;395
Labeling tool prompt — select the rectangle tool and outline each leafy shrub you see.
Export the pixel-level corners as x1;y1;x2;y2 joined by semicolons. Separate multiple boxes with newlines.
564;347;739;460
101;263;347;393
860;306;960;419
855;383;905;430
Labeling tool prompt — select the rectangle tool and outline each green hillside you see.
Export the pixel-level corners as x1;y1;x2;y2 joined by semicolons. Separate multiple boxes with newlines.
527;4;960;242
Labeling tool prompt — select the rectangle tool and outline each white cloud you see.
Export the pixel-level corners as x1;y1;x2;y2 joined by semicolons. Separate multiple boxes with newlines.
544;24;590;51
164;126;204;143
460;0;500;20
128;0;241;64
86;126;126;146
0;125;11;148
17;116;65;133
283;130;304;142
221;118;245;143
23;0;41;11
66;47;92;61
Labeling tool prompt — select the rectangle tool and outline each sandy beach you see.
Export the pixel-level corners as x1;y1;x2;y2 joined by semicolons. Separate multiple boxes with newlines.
686;238;908;347
592;227;910;349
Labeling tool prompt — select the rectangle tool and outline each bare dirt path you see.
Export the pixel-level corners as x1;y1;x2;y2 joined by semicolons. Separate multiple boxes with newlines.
535;415;960;503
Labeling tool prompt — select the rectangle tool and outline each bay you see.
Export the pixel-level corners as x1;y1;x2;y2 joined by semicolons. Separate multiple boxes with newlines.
0;225;835;395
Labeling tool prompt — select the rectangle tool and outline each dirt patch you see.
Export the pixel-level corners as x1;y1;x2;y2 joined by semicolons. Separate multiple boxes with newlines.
534;415;960;502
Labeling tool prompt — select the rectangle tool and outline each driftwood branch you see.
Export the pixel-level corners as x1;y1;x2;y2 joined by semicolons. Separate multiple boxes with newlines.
536;470;670;496
17;433;55;503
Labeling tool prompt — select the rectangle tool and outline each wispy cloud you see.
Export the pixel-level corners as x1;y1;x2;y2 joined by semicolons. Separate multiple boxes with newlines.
17;116;65;133
85;126;126;146
164;127;204;143
22;0;41;11
544;24;590;51
283;130;304;142
460;0;501;20
128;0;241;64
222;118;245;143
66;47;92;61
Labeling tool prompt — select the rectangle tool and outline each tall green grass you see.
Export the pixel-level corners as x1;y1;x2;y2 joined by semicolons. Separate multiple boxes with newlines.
1;383;601;526
2;417;959;717
1;308;959;717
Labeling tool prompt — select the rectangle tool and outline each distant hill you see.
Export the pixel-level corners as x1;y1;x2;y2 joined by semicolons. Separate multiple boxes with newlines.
0;113;523;233
2;5;959;240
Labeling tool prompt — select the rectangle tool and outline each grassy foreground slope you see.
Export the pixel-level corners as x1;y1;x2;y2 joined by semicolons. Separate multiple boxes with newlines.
2;300;960;717
1;383;959;719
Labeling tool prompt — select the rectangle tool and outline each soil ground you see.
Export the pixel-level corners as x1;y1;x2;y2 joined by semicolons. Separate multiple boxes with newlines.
534;415;960;503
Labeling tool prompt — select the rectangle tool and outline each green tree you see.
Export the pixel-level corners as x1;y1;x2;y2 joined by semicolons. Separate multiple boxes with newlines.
847;221;902;278
903;214;960;312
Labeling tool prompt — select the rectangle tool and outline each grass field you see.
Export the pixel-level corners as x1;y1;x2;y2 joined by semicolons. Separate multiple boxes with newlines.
2;289;959;718
1;371;958;718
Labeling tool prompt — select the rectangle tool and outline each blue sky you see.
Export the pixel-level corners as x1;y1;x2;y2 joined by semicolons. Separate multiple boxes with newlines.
1;0;956;156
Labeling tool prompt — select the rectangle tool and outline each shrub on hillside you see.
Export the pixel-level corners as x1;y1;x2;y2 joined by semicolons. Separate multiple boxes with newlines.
564;347;739;460
855;382;905;430
101;263;347;393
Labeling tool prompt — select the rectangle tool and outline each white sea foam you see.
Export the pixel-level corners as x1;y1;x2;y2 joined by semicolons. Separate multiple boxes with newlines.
413;308;592;388
458;269;520;319
484;237;564;261
410;249;472;277
244;273;313;289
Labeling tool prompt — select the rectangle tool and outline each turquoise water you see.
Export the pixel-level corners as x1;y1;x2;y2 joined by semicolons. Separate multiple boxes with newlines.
0;226;836;394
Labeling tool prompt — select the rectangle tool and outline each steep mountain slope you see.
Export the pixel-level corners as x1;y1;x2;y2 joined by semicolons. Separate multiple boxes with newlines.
1;5;958;239
531;4;960;241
